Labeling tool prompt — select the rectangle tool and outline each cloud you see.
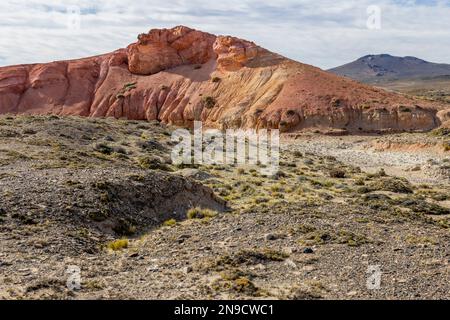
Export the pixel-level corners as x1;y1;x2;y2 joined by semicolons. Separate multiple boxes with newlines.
0;0;449;69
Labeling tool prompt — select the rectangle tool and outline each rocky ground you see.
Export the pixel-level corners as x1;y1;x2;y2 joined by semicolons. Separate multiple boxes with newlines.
0;116;448;300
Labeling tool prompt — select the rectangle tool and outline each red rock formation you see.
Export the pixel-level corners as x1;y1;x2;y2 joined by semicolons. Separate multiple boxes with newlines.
128;26;216;75
0;26;448;133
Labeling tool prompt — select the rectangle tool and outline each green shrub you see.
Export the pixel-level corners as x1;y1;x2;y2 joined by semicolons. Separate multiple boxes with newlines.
443;141;450;152
329;169;346;178
202;96;217;109
163;219;177;227
93;143;113;155
187;207;217;220
400;199;450;215
107;239;129;251
137;156;172;171
431;128;450;136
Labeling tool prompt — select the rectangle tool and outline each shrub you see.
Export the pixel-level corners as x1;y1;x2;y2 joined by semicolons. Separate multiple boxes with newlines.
337;230;369;247
400;199;450;215
211;77;221;83
138;156;172;171
113;218;136;236
215;249;289;268
163;219;177;227
202;96;217;109
443;141;450;152
116;82;137;99
329;169;346;178
368;177;413;194
93;143;113;155
187;207;217;220
89;209;109;222
107;239;129;251
124;82;137;89
431;128;450;136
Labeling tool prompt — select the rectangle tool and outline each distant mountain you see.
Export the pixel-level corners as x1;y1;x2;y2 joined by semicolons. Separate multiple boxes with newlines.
328;54;450;83
0;28;447;133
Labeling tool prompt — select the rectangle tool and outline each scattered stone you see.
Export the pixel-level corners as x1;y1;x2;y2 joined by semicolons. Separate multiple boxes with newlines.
303;248;314;254
347;291;358;297
179;169;213;181
147;265;159;273
264;233;277;241
183;266;193;274
285;259;297;269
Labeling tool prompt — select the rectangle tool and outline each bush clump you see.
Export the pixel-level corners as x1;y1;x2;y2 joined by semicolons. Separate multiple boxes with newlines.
202;96;217;109
93;143;114;155
368;177;413;194
163;219;177;227
431;127;450;136
329;169;347;179
138;156;172;171
187;207;217;220
107;239;129;251
400;199;450;215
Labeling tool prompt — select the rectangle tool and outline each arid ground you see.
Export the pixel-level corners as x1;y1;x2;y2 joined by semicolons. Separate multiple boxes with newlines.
0;115;448;300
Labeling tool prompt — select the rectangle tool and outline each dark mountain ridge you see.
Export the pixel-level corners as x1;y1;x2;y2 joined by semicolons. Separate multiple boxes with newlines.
329;54;450;83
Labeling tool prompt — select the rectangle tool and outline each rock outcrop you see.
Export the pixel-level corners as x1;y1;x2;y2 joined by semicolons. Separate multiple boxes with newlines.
0;26;448;133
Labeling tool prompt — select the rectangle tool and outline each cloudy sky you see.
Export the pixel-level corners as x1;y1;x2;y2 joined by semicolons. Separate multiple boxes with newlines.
0;0;449;69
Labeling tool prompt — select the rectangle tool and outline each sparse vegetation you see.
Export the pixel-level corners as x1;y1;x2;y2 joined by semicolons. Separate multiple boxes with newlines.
116;82;137;99
202;96;217;109
137;156;172;171
163;219;177;227
329;168;346;178
113;218;136;236
187;207;217;220
368;177;413;194
1;115;449;299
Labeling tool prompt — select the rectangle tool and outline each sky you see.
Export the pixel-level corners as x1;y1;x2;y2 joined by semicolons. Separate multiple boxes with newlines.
0;0;450;69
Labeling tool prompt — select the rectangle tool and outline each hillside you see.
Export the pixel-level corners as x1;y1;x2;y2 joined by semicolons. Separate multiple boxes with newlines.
1;27;449;133
0;115;448;299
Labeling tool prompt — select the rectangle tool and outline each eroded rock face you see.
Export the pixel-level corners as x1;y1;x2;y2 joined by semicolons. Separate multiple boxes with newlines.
127;26;217;75
213;36;261;71
0;26;448;133
437;109;450;124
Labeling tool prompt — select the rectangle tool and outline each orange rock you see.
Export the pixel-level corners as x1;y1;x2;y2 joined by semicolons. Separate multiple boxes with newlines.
127;26;216;75
213;36;260;71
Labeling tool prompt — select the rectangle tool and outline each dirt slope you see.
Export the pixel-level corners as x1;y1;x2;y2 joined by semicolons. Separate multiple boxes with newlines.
0;116;448;299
